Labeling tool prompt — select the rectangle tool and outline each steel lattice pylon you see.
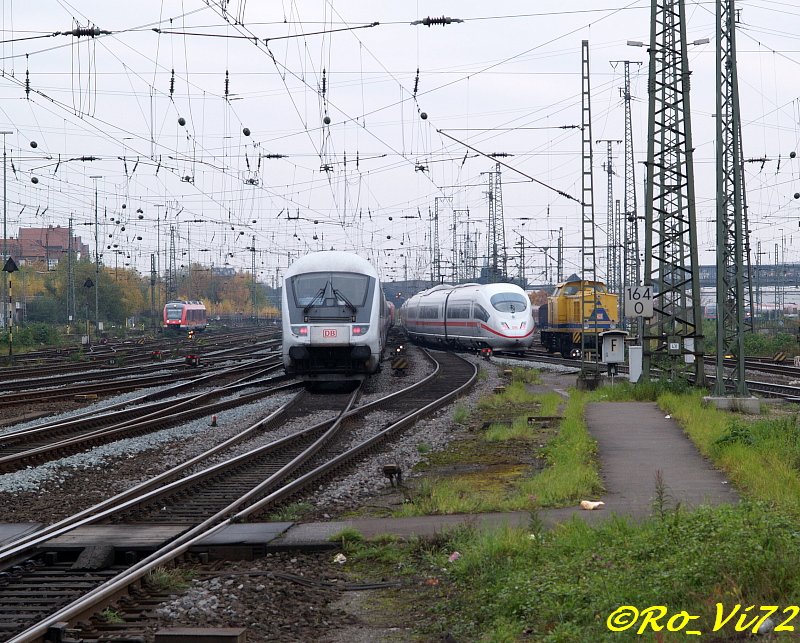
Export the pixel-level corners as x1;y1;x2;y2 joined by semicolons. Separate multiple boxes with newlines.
598;139;621;297
168;225;177;302
714;0;748;395
642;0;705;384
619;60;642;339
580;40;600;378
486;164;505;282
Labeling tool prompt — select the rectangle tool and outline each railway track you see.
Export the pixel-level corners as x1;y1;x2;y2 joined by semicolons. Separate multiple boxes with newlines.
504;349;800;399
0;363;296;473
0;342;281;414
0;349;476;641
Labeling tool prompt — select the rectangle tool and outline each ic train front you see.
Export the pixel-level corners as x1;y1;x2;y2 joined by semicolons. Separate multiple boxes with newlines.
282;251;389;382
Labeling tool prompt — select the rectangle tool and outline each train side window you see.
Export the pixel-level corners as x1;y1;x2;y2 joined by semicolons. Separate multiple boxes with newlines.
447;305;469;319
473;304;489;322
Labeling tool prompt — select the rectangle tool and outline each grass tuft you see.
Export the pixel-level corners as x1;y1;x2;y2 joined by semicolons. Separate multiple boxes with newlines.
146;566;194;592
268;501;314;521
329;526;364;547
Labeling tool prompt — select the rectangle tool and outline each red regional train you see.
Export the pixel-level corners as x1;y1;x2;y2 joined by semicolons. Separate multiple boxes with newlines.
163;300;208;331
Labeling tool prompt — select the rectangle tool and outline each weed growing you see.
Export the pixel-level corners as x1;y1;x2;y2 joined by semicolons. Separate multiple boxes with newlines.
520;390;602;506
452;403;469;424
478;380;542;410
268;501;314;521
510;366;542;384
328;526;364;547
146;566;194;592
100;607;124;624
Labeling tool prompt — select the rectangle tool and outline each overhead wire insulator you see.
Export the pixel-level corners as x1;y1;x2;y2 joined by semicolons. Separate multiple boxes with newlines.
170;69;175;96
410;16;463;27
25;67;30;99
321;68;327;96
413;68;419;98
225;70;230;98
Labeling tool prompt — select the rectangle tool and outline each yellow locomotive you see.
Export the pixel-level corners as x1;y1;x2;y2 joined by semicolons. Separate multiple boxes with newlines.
537;275;619;358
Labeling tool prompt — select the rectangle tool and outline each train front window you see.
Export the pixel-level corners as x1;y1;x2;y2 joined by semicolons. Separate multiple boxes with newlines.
291;272;370;308
490;292;528;313
166;307;183;320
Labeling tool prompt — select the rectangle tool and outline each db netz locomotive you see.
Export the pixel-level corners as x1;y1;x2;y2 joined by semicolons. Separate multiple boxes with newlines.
537;275;619;358
399;282;535;352
281;251;391;381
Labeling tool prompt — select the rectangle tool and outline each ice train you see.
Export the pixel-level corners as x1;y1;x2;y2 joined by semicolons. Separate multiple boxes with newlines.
399;282;535;352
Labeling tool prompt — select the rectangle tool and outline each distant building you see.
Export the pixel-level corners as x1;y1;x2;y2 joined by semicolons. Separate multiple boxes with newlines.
1;226;89;269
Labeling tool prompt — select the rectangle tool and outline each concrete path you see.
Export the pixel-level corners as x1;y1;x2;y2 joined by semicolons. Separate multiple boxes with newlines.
537;401;738;527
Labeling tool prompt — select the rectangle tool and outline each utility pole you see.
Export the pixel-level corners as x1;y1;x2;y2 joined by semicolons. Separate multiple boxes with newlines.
251;234;257;321
557;227;564;283
90;176;102;336
453;209;470;281
640;0;705;384
714;0;749;398
579;40;600;386
154;204;165;310
68;216;75;323
433;197;451;283
150;254;156;331
1;130;12;330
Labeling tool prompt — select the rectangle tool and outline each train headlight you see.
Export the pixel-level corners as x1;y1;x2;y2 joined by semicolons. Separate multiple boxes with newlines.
291;325;309;336
351;324;370;336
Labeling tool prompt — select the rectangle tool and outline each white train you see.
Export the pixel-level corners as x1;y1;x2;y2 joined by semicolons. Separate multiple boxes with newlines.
400;282;535;352
282;251;391;382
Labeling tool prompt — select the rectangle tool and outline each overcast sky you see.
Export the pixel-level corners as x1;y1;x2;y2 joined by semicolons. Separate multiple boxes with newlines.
0;1;798;286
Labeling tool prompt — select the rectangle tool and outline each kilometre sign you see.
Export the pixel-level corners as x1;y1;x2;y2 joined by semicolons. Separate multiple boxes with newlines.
624;285;654;318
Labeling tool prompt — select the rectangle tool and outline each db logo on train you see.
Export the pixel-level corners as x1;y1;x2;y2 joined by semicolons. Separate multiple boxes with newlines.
323;329;338;338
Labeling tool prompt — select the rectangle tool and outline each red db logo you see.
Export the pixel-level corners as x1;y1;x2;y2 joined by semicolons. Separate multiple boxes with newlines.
323;329;337;338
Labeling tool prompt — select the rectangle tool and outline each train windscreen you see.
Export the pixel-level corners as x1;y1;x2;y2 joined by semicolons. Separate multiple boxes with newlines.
490;292;528;313
291;272;370;308
166;305;183;320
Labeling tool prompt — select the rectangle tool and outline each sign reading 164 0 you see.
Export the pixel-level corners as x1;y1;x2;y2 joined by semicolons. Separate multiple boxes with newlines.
624;285;654;318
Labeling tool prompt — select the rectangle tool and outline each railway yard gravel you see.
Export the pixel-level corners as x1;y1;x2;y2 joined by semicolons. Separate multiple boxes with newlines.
147;552;358;643
0;346;445;522
0;347;562;642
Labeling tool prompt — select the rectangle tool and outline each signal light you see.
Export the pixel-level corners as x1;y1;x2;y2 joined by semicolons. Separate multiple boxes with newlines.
291;325;309;336
351;324;369;336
